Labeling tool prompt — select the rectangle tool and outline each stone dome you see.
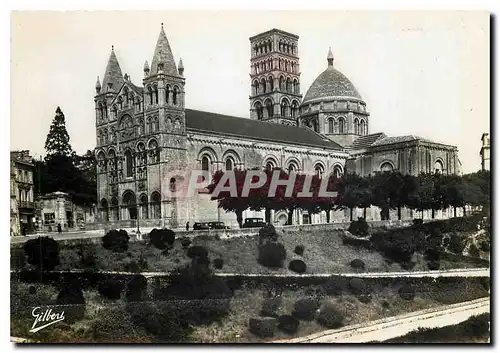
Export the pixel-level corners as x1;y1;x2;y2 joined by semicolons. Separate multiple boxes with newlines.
302;49;362;105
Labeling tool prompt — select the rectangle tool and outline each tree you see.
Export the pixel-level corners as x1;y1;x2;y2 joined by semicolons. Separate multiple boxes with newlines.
44;106;74;157
337;173;371;221
209;169;251;228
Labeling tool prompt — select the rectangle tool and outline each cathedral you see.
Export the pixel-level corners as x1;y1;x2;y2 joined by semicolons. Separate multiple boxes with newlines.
94;26;461;229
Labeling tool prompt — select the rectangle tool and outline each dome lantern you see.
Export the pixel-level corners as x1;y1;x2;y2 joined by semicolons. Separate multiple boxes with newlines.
327;47;334;67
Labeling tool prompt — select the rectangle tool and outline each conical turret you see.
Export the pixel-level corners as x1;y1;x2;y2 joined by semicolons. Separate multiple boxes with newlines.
95;76;101;94
150;23;178;76
178;58;184;76
101;46;125;92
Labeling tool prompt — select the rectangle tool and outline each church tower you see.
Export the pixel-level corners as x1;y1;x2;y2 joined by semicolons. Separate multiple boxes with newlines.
249;29;302;126
143;23;188;228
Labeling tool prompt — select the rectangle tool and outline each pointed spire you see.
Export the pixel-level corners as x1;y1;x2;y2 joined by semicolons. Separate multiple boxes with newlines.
150;23;178;76
95;76;101;94
178;58;184;76
101;46;124;92
144;60;150;71
327;47;334;67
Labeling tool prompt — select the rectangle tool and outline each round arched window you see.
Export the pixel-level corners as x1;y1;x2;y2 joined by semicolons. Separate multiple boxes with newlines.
333;165;343;178
380;162;394;172
434;160;444;174
225;158;234;171
201;156;210;172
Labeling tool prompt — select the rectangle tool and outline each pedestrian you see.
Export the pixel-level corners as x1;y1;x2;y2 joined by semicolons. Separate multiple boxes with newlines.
57;223;62;234
186;221;190;231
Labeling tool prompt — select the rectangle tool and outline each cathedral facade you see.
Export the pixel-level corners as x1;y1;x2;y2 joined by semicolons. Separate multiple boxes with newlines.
94;27;461;229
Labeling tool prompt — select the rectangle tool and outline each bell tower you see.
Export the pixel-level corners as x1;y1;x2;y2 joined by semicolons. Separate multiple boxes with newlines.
249;29;302;126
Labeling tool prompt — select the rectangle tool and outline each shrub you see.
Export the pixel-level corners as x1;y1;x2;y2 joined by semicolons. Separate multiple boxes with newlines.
371;229;418;264
468;243;480;258
259;224;277;243
56;281;86;323
350;259;365;270
427;261;440;270
357;293;372;303
294;245;305;256
278;315;299;334
316;303;344;329
288;259;307;274
424;228;443;262
125;275;148;302
249;317;277;338
381;300;390;309
24;237;60;271
125;261;141;273
260;297;282;318
11;248;26;270
159;263;232;325
348;278;368;296
323;278;347;296
78;245;97;269
348;218;369;237
149;228;176;250
446;232;465;254
463;314;490;338
258;242;286;268
413;218;424;227
399;284;416;301
480;277;490;291
213;258;224;269
127;302;192;342
305;286;326;305
98;279;125;300
181;238;192;249
102;229;129;253
292;298;319;321
187;245;209;260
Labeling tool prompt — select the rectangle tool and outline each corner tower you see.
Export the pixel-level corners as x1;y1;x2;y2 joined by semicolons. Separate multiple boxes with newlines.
249;29;302;126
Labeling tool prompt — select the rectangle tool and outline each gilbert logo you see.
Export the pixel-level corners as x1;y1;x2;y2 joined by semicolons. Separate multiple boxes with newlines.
30;307;65;333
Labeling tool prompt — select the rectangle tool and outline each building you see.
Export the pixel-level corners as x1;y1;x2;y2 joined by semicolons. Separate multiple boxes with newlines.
36;191;98;232
10;160;20;236
480;133;490;171
10;150;36;234
93;26;461;228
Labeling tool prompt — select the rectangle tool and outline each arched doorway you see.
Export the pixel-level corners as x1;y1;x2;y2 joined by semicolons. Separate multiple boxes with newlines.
110;197;119;221
434;160;444;174
151;191;161;219
100;198;109;222
380;162;394;172
122;190;137;220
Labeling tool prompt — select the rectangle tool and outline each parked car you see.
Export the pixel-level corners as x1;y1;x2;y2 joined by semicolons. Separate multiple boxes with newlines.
242;218;266;228
193;222;210;230
208;221;229;230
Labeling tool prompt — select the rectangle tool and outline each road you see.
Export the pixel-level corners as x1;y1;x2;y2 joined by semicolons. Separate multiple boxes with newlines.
274;297;490;343
10;231;104;244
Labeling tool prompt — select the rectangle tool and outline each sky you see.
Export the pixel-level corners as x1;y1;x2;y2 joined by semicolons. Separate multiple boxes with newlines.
10;10;489;173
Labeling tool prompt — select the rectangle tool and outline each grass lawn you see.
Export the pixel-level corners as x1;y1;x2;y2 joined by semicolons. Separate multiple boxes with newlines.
46;228;488;275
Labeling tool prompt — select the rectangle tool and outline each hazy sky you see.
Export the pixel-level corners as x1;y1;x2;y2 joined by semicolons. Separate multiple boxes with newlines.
10;11;489;173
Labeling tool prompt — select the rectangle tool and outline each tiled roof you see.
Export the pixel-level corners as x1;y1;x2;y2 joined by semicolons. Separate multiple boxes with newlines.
302;65;362;104
128;82;144;95
150;26;179;77
185;109;344;150
101;48;124;93
349;132;386;150
370;135;433;147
